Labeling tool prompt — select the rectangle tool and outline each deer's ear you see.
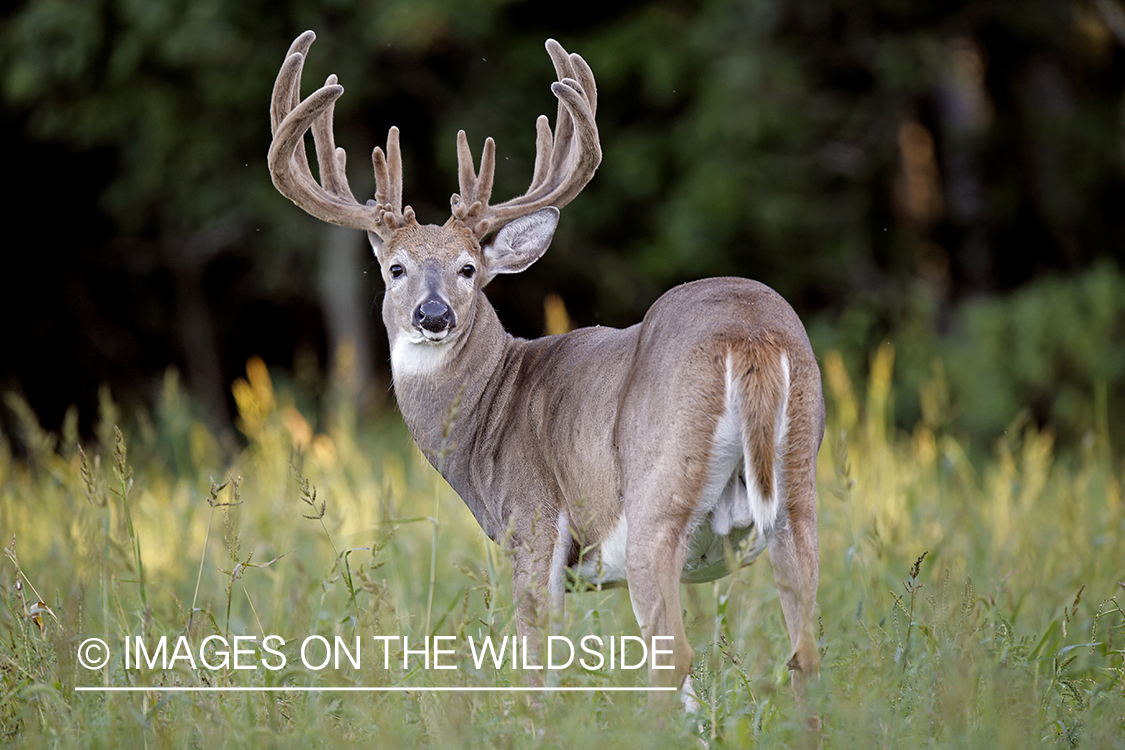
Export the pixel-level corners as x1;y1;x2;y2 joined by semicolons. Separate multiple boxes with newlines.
367;230;386;262
482;207;559;279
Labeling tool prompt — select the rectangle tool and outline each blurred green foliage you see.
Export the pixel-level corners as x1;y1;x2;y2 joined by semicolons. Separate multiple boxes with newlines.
1;0;1123;449
813;262;1125;454
947;262;1125;447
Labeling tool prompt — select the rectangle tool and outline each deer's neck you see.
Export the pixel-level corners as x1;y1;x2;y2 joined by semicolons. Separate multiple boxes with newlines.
387;292;518;538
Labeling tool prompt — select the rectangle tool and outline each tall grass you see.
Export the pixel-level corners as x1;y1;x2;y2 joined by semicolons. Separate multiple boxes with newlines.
0;349;1122;748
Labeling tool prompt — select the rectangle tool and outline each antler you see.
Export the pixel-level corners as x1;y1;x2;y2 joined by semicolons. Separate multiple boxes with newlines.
451;39;601;240
268;31;411;241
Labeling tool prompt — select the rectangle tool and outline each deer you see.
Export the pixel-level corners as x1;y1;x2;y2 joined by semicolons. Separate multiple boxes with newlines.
269;30;824;718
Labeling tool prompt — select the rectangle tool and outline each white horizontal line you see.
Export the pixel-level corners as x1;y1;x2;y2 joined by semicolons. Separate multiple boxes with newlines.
75;686;676;693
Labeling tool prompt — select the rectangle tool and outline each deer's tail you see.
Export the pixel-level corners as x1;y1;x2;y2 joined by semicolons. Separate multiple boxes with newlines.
733;340;791;533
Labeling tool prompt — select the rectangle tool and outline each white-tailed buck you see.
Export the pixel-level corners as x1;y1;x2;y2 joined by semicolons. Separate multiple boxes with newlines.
269;31;824;713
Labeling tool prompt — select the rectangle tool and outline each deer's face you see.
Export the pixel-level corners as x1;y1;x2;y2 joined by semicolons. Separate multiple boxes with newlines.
370;208;561;361
373;221;483;347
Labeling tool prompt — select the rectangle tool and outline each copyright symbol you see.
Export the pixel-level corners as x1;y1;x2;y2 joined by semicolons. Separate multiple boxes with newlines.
77;638;110;670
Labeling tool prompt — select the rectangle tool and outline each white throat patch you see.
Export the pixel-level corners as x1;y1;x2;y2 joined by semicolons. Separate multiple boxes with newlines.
390;336;450;378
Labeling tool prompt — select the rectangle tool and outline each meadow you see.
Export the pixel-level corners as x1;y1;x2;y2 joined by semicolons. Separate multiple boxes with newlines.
1;345;1122;748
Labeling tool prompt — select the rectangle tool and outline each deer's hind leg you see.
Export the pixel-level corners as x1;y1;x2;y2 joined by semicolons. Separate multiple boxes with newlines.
767;492;819;699
622;477;695;697
764;353;823;724
618;394;725;704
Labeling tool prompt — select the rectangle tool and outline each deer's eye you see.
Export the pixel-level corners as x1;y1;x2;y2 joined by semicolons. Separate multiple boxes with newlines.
389;264;405;279
459;264;476;279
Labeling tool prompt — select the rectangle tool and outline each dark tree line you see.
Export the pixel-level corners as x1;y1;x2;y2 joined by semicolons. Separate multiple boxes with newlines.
2;0;1123;442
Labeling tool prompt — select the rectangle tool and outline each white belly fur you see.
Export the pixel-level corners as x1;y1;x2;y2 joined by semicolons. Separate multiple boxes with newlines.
571;509;766;587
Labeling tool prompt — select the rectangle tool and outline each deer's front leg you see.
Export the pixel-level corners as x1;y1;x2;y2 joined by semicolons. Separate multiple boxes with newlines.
508;513;564;684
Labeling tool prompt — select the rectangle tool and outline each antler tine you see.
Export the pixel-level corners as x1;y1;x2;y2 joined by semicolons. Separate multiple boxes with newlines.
269;39;317;195
371;127;412;230
270;32;314;135
568;50;597;117
268;31;407;239
528;45;596;195
536;42;597;191
543;41;578;181
453;130;498;220
310;74;356;202
456;131;478;201
529;115;554;192
451;39;601;240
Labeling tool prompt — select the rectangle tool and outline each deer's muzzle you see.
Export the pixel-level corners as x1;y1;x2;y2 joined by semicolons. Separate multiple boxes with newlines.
415;297;455;335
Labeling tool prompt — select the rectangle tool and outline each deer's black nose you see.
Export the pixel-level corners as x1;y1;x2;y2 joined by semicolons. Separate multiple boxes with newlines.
415;297;454;333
